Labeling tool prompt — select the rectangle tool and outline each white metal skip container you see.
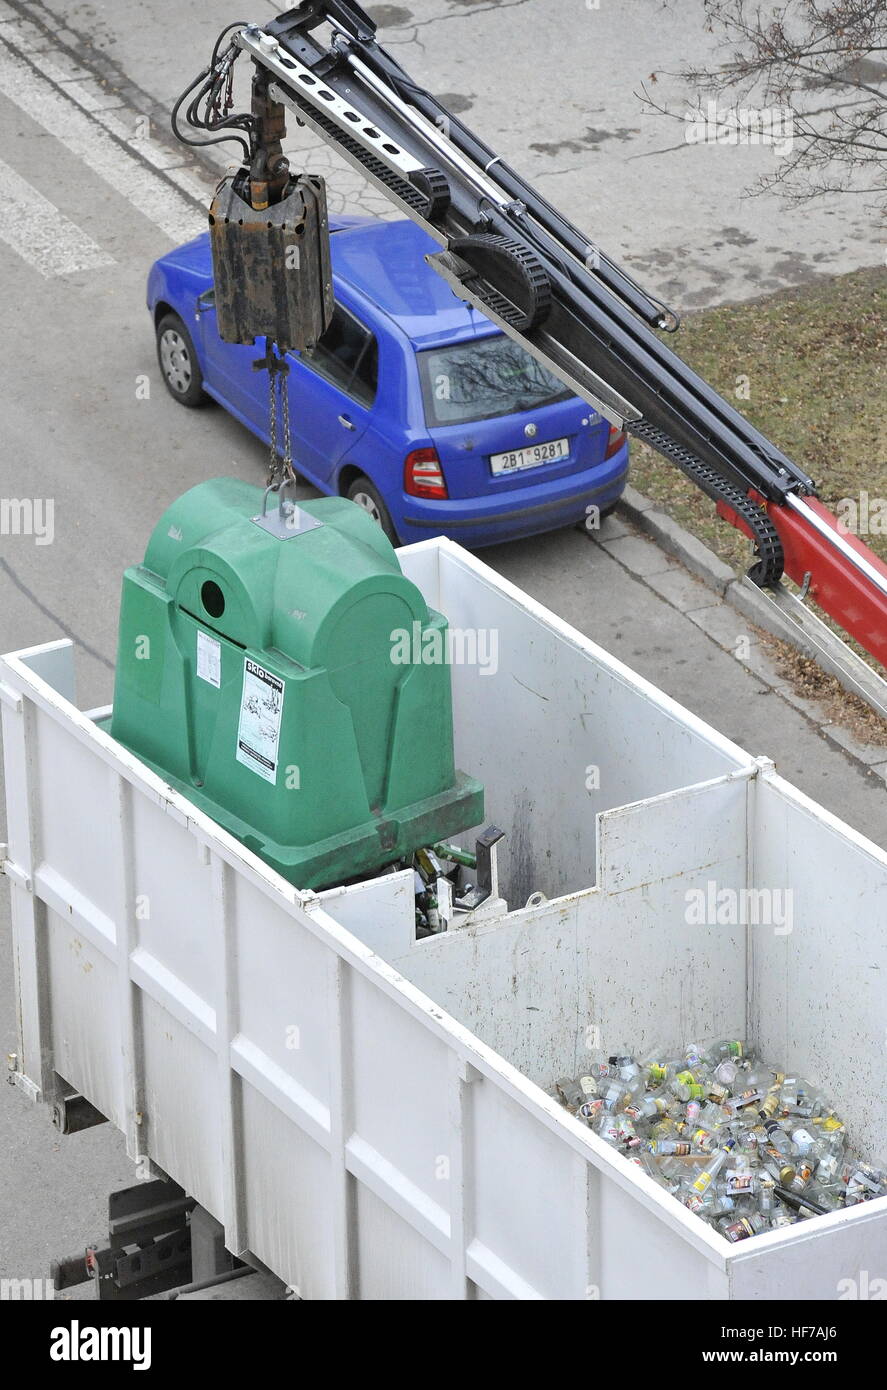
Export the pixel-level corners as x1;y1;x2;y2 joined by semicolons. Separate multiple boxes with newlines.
2;537;886;1300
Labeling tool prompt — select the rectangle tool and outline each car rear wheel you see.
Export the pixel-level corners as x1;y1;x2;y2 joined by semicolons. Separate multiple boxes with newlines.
346;475;399;545
156;312;207;408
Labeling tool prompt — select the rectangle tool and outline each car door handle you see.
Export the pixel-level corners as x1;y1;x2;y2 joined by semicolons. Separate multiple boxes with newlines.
338;414;356;431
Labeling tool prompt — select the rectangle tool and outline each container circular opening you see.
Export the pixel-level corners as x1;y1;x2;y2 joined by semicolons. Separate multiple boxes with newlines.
201;580;225;619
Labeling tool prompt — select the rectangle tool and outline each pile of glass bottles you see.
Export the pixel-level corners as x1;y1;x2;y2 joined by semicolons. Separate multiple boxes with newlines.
553;1041;885;1240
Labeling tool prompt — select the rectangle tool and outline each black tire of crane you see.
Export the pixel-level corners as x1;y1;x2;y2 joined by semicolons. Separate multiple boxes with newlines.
409;167;451;222
450;233;552;332
625;419;784;588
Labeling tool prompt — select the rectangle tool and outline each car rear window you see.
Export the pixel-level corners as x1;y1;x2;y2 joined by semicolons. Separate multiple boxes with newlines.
417;335;571;427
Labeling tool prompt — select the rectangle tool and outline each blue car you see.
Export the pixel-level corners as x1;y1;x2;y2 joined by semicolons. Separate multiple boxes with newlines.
148;216;629;547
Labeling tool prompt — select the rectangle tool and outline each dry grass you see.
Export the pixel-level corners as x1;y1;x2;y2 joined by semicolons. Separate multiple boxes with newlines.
630;264;887;572
628;264;887;737
760;633;887;747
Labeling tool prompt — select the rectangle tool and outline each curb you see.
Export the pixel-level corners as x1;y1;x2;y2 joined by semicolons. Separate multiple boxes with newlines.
613;484;887;776
619;486;811;656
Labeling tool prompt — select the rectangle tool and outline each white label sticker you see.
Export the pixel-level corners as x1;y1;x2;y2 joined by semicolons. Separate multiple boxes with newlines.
726;1169;754;1194
236;658;285;784
197;630;221;688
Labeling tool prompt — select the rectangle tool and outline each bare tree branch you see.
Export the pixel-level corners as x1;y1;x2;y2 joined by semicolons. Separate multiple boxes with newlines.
640;1;887;210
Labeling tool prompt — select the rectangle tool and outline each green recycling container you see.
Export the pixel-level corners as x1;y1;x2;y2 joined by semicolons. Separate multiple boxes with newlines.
109;478;483;889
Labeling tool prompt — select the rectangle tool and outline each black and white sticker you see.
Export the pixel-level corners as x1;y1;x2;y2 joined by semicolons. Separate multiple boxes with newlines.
196;629;221;688
236;658;285;783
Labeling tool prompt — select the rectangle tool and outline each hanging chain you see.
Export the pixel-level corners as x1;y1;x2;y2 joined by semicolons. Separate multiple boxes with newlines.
264;343;296;491
267;362;278;487
280;373;294;485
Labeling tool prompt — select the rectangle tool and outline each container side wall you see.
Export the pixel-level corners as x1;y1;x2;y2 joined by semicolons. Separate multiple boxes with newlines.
232;874;334;1118
390;776;749;1085
727;1201;887;1300
467;1080;593;1298
597;1174;729;1299
238;1084;335;1300
750;773;887;1159
315;869;415;960
45;905;120;1126
140;994;222;1215
34;702;120;932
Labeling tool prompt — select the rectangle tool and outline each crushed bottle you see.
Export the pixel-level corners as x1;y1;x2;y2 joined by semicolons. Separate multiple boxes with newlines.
553;1040;885;1242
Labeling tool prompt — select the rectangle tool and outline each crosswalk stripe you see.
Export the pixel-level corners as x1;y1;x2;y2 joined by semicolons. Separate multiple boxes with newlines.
0;154;116;276
0;41;204;244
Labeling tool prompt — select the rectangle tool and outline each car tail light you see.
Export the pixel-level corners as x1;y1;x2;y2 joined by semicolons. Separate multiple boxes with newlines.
404;447;448;499
604;424;627;460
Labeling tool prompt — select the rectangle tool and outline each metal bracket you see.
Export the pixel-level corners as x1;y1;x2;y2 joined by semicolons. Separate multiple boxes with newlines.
79;1180;197;1301
457;825;505;910
53;1094;108;1135
252;481;323;540
0;682;22;712
0;849;32;893
7;1065;41;1103
235;30;425;183
741;576;887;721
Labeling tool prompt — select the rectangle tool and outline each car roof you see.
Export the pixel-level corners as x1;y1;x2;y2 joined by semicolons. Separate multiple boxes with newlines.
328;217;498;349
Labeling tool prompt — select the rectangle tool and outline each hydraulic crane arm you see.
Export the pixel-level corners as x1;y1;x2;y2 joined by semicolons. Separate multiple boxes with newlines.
173;1;887;672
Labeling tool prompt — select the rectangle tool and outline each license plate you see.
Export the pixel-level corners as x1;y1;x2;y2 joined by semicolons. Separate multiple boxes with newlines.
489;436;570;475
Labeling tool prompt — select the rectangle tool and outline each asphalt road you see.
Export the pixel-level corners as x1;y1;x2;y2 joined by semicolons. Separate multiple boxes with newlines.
0;0;884;1289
